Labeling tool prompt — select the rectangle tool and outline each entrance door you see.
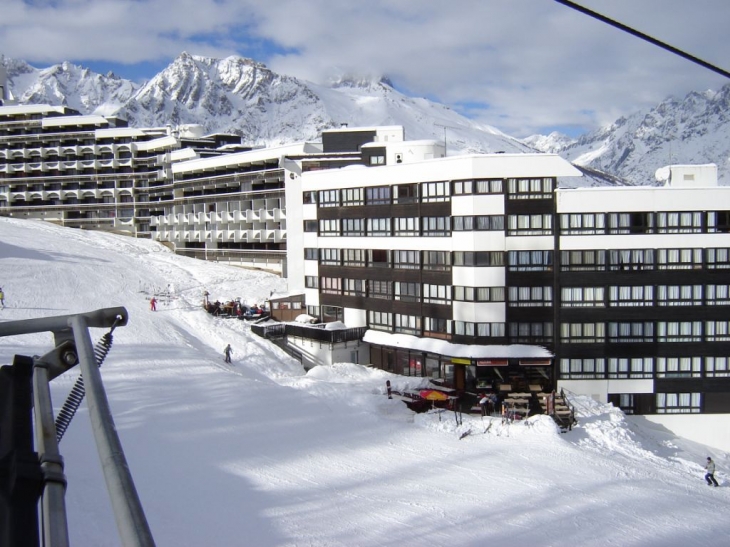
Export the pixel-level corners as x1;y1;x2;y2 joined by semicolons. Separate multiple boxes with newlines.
454;365;466;391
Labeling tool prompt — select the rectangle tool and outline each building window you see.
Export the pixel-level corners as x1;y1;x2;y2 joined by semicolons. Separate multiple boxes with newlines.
369;280;392;300
395;282;420;303
453;251;504;266
421;181;449;202
367;217;391;236
507;214;552;236
706;321;730;341
656;212;703;233
707;211;730;233
509;322;553;343
368;310;393;331
657;321;702;342
394;184;418;204
320;277;341;295
422;284;451;304
607;357;653;378
368;249;390;268
507;177;553;199
305;276;319;289
656;248;702;270
424;317;450;338
395;314;421;335
343;278;366;297
453;179;503;195
342;218;365;236
319;248;340;266
342;187;364;206
508;286;552;307
342;249;366;267
608;322;654;343
508;250;552;271
559;358;606;379
422;251;451;271
561;287;605;307
707;284;730;306
656;357;701;378
559;213;606;235
656;285;702;306
303;220;318;232
607;212;654;234
452;215;504;231
561;250;606;271
318;219;340;236
393;250;420;269
393;217;419;236
705;357;730;377
453;286;505;302
608;285;653;307
608;249;654;271
317;189;339;207
656;393;701;414
454;322;506;337
617;394;636;415
422;216;450;236
706;248;730;269
369;155;385;165
366;186;391;205
560;322;605;343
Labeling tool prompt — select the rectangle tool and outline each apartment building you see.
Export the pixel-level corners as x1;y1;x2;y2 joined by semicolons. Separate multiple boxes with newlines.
293;148;730;449
151;125;417;273
0;104;204;235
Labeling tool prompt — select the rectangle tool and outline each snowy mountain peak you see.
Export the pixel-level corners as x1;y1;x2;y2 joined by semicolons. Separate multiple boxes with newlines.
533;82;730;185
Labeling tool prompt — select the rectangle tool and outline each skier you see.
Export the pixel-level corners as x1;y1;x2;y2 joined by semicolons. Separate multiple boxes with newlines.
0;287;4;309
224;344;233;363
150;297;157;311
705;457;720;487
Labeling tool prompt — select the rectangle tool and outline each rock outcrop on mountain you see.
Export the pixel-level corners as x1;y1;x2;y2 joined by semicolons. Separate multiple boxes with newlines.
525;85;730;185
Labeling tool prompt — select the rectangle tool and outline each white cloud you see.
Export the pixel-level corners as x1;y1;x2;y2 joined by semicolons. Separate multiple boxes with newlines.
2;0;729;136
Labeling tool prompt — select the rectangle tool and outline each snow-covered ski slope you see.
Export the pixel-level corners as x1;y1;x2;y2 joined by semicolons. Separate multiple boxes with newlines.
0;216;728;546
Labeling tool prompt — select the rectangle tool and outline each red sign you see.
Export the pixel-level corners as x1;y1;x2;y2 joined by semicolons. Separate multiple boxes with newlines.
477;359;508;366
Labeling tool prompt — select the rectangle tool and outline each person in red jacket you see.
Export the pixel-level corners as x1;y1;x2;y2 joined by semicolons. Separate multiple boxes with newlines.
150;297;157;311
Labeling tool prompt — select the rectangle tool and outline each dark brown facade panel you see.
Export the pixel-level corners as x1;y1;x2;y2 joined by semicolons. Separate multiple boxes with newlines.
703;392;730;413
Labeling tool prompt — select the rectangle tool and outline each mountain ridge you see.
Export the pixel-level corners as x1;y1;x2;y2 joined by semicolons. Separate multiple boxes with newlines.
2;53;728;184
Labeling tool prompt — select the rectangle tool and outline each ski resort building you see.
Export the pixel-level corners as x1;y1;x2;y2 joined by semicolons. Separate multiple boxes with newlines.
2;93;729;449
287;151;730;450
0;104;242;235
149;125;432;274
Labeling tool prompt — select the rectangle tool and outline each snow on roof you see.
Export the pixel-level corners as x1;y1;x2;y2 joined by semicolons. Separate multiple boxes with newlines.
0;104;67;116
95;127;148;138
172;142;322;174
363;330;552;359
42;114;109;128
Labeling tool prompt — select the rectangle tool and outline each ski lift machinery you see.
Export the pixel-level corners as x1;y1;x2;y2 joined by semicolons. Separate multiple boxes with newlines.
0;307;156;547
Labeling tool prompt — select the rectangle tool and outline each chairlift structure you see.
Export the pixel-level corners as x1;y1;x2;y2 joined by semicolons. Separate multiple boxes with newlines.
0;307;155;547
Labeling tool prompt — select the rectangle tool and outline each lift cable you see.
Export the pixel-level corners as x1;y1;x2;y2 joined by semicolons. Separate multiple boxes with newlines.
553;0;730;80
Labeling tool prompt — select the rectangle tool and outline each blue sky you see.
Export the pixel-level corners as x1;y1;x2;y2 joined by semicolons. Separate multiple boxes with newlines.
3;0;730;137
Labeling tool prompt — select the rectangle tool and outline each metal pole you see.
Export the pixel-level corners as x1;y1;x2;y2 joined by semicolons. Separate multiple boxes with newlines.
33;363;70;547
69;315;155;547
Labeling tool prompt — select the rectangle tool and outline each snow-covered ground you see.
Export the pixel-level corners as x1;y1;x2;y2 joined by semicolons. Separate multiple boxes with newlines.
1;216;729;546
